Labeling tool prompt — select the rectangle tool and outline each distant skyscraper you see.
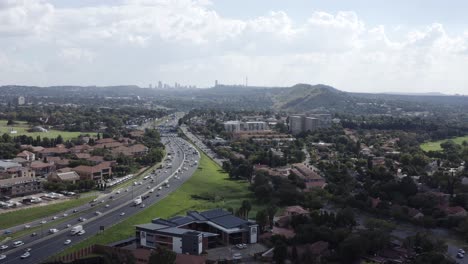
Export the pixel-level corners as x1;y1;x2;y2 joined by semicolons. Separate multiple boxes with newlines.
158;81;162;89
215;80;218;87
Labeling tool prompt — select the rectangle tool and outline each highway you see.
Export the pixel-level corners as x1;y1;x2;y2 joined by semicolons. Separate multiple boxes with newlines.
0;133;201;263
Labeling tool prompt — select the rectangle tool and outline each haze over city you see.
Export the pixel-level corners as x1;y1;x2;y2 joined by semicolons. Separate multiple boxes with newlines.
0;0;467;94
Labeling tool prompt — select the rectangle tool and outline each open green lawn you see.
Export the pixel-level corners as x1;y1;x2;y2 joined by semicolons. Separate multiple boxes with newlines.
59;151;257;256
0;196;97;231
0;120;96;141
420;135;468;152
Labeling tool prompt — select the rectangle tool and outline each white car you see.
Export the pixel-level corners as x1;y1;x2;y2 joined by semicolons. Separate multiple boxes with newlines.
0;254;5;260
24;225;31;229
140;204;146;208
13;241;24;247
77;230;86;236
64;240;71;245
63;213;68;217
232;253;242;260
79;217;87;222
105;204;110;208
52;216;58;220
0;245;8;250
66;224;72;228
120;212;126;216
20;252;30;259
40;220;47;224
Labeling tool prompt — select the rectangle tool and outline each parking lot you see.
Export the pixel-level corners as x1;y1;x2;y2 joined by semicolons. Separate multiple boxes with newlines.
205;243;267;263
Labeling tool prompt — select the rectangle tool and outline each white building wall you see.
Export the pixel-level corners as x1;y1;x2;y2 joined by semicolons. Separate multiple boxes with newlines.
172;237;182;253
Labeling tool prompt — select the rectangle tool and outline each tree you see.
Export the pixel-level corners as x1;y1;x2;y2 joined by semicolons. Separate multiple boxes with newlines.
148;247;176;264
256;210;269;233
273;241;288;264
6;119;14;126
267;204;278;228
241;200;252;219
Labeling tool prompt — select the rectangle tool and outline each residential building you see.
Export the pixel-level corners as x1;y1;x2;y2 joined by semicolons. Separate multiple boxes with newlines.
16;150;35;161
0;160;22;173
224;121;242;133
73;162;112;182
48;171;80;184
17;96;25;105
136;209;258;255
291;163;327;189
288;114;332;135
0;176;42;198
30;161;56;177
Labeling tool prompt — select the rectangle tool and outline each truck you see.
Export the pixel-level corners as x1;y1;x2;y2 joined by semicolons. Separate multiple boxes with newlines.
134;196;142;206
70;225;83;235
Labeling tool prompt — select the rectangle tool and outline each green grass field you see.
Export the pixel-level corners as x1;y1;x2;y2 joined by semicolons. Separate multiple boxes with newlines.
420;135;468;152
59;151;257;256
0;120;96;141
0;196;97;231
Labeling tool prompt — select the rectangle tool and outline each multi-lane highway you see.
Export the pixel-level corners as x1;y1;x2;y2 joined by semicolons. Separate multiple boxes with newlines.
0;134;200;263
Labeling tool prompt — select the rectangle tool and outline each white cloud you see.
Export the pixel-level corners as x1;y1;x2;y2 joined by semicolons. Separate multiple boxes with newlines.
0;0;467;94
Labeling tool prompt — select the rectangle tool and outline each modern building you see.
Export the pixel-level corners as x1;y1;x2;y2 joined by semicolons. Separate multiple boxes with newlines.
288;115;304;135
136;209;258;255
48;171;80;184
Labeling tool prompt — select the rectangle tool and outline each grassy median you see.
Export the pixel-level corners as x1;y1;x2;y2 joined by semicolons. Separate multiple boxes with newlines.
0;196;97;231
59;151;256;256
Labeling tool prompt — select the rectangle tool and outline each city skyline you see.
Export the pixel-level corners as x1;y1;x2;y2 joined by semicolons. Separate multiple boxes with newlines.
1;1;468;94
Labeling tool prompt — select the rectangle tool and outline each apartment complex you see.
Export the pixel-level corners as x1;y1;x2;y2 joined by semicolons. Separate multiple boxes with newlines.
288;114;332;135
223;121;267;133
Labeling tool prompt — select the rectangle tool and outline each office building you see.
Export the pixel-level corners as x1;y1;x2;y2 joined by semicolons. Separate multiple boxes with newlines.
288;114;332;135
136;209;258;255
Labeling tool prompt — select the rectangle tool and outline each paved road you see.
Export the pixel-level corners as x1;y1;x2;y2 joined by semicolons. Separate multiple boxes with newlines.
0;135;201;263
180;125;227;166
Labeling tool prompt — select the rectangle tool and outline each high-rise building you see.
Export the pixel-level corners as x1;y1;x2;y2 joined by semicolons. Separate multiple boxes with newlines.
215;80;218;87
158;81;162;89
17;96;25;105
288;114;332;135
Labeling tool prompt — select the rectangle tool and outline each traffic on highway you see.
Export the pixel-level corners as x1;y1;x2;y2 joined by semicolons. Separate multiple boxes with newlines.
0;117;201;263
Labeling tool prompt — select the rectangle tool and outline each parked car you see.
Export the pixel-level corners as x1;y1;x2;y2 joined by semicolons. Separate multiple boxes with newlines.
0;245;8;250
64;240;71;245
0;254;5;260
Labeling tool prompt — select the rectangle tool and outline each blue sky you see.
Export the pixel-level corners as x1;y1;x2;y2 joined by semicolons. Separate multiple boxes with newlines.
1;0;467;94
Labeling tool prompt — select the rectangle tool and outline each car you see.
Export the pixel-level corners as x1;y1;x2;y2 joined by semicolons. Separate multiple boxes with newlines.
79;217;86;222
31;233;37;237
52;216;58;220
0;245;8;250
120;212;126;216
66;224;72;228
24;225;31;229
140;204;146;208
459;249;466;254
64;240;71;245
0;254;5;260
105;204;110;208
149;188;154;193
147;186;151;189
232;253;242;260
20;252;30;259
100;200;105;203
12;241;24;247
95;211;102;216
63;213;68;217
158;187;162;190
125;189;129;192
40;220;47;224
77;230;86;236
73;209;78;213
25;248;31;252
3;230;11;235
457;252;464;259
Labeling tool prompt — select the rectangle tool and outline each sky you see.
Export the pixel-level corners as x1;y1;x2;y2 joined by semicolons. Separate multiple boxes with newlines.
1;0;468;94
